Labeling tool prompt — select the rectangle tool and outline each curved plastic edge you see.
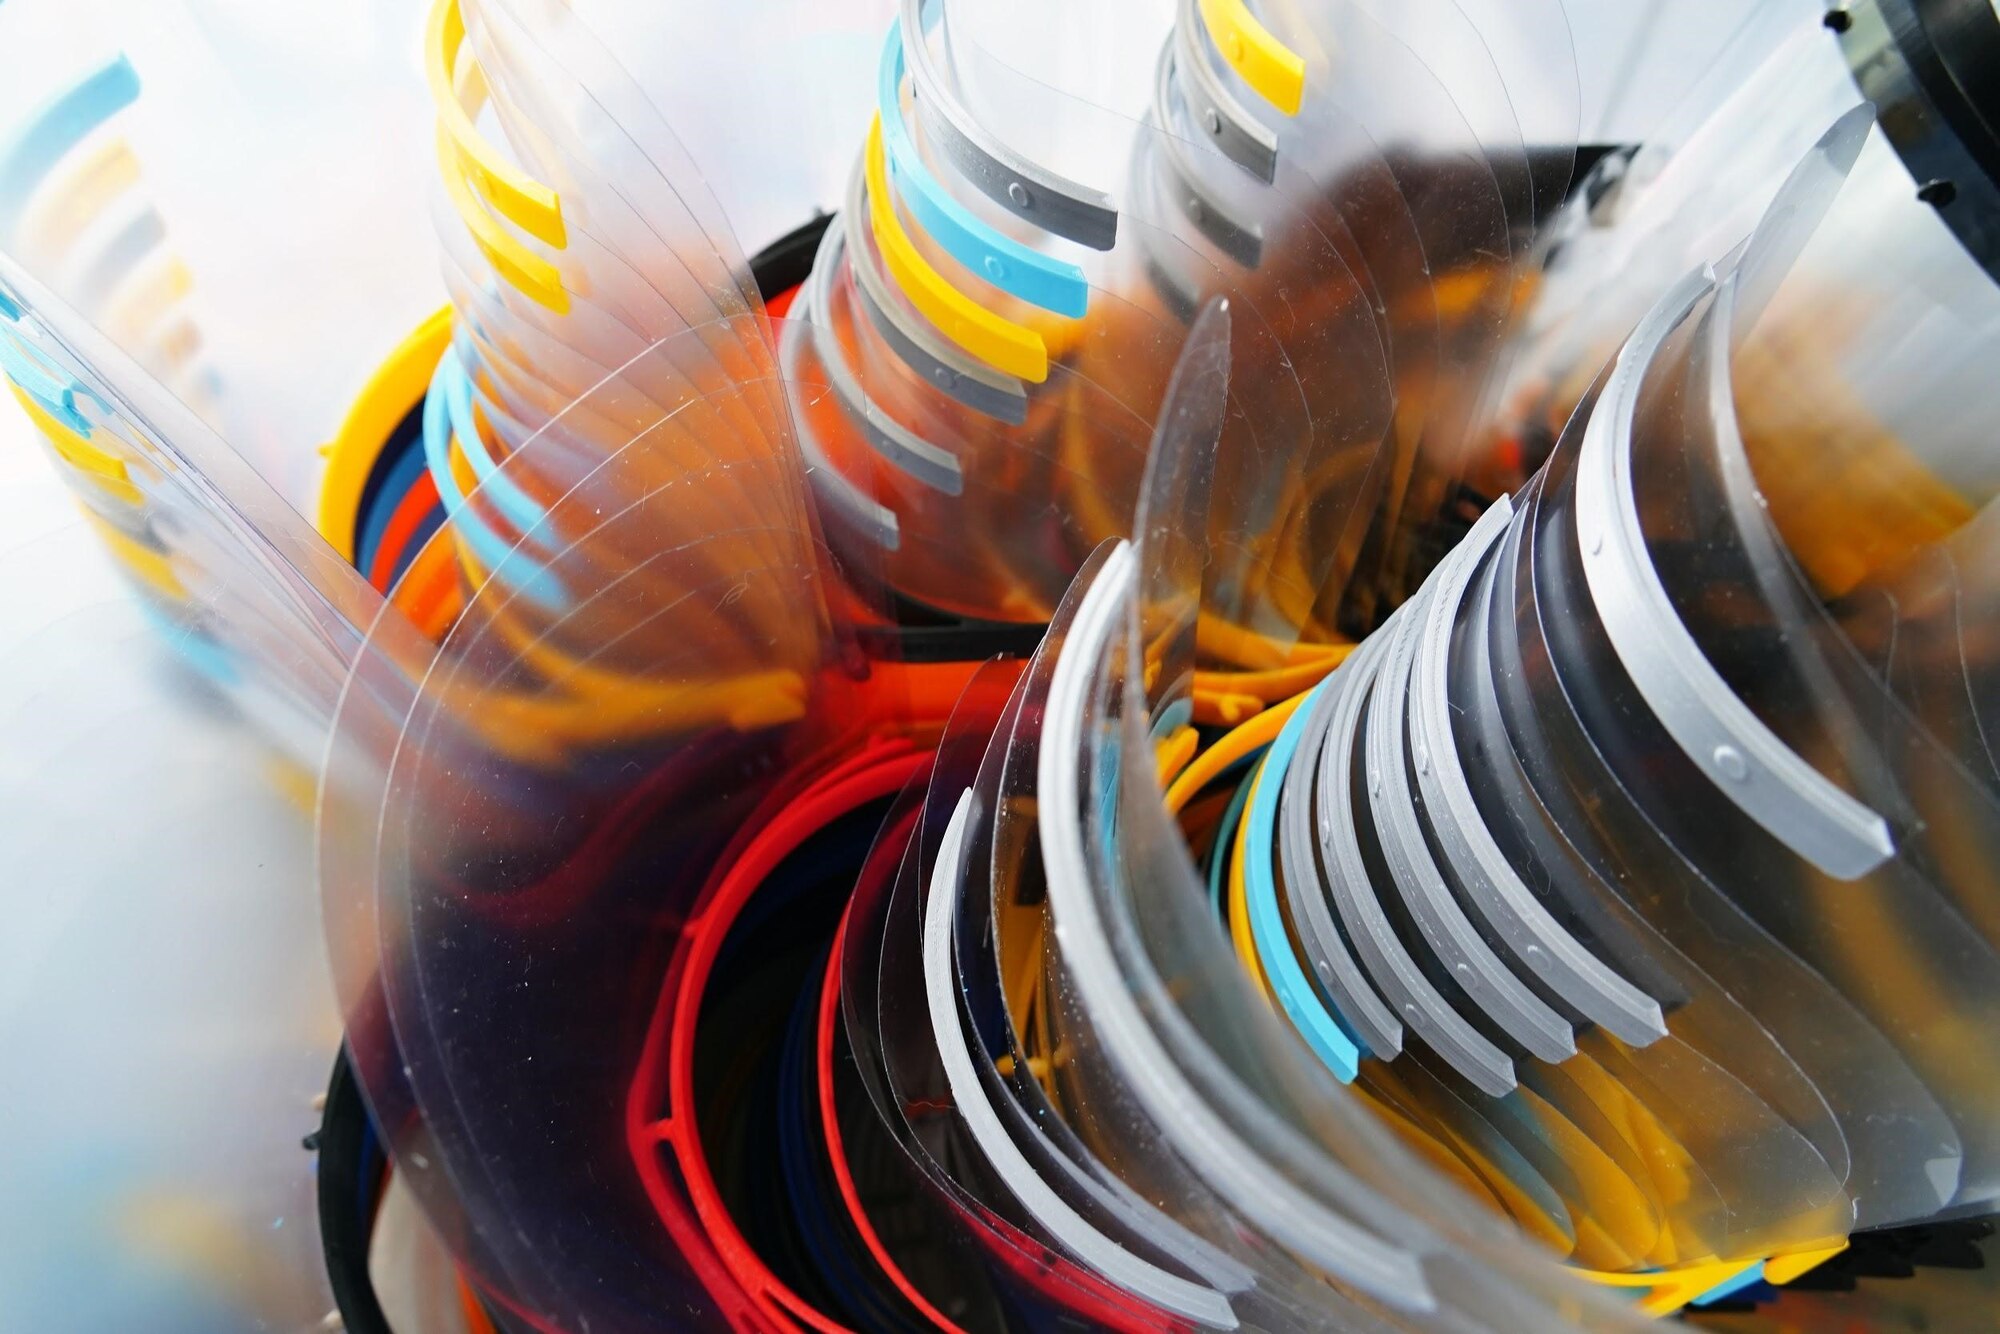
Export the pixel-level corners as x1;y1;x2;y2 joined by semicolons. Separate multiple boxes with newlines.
1277;672;1405;1059
1173;0;1280;186
779;302;902;552
880;21;1089;317
807;215;965;494
1196;0;1305;116
426;0;565;248
1153;40;1268;263
0;54;141;238
1243;683;1366;1081
864;116;1048;382
1318;618;1518;1098
1572;269;1895;880
1366;565;1578;1064
1410;494;1669;1047
900;0;1118;251
925;789;1240;1328
1037;542;1437;1310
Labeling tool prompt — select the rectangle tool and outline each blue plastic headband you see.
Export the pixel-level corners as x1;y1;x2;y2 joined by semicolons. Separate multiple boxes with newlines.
136;601;241;687
1244;678;1365;1082
0;315;105;436
440;346;558;541
877;20;1088;319
0;55;142;239
421;349;568;613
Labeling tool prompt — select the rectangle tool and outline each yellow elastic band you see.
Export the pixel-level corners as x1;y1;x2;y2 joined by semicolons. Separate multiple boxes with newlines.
1197;611;1347;670
1226;761;1273;999
456;543;809;743
11;383;144;508
435;118;569;313
319;307;454;561
82;509;183;602
1194;645;1352;707
1197;0;1306;116
15;136;140;264
1154;725;1199;788
864;117;1048;383
426;0;565;248
108;257;193;345
1163;688;1306;814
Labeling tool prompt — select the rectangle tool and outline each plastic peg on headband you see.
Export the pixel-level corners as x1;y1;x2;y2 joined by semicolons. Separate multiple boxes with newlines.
1196;0;1305;117
899;0;1118;251
878;19;1089;317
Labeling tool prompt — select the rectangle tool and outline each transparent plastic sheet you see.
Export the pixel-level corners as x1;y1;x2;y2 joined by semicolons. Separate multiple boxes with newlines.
1564;271;2000;1224
1728;128;2000;598
1496;468;1866;1260
423;175;792;530
1567;0;1777;149
469;0;772;319
976;305;1397;1327
826;0;1395;646
1277;0;1539;256
792;0;1376;628
458;0;792;439
0;0;440;514
1033;539;1656;1329
1210;0;1529;614
425;0;813;624
319;319;926;1332
510;0;885;258
1466;467;1871;1262
1442;0;1583;237
1835;498;2000;796
919;322;1272;1325
425;248;811;647
1493;0;1868;475
1048;310;1528;1312
1234;140;1957;1258
1048;318;1736;1280
842;592;1200;1334
898;563;1232;1331
0;257;411;749
0;420;340;1332
1466;262;2000;1257
1292;591;1762;1270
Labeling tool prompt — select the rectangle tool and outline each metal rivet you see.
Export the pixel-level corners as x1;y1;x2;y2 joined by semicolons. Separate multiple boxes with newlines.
1713;744;1749;782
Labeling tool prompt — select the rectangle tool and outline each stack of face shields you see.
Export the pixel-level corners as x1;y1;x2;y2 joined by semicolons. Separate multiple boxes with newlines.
794;0;1591;641
7;0;2000;1332
0;3;462;1330
0;104;433;1334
